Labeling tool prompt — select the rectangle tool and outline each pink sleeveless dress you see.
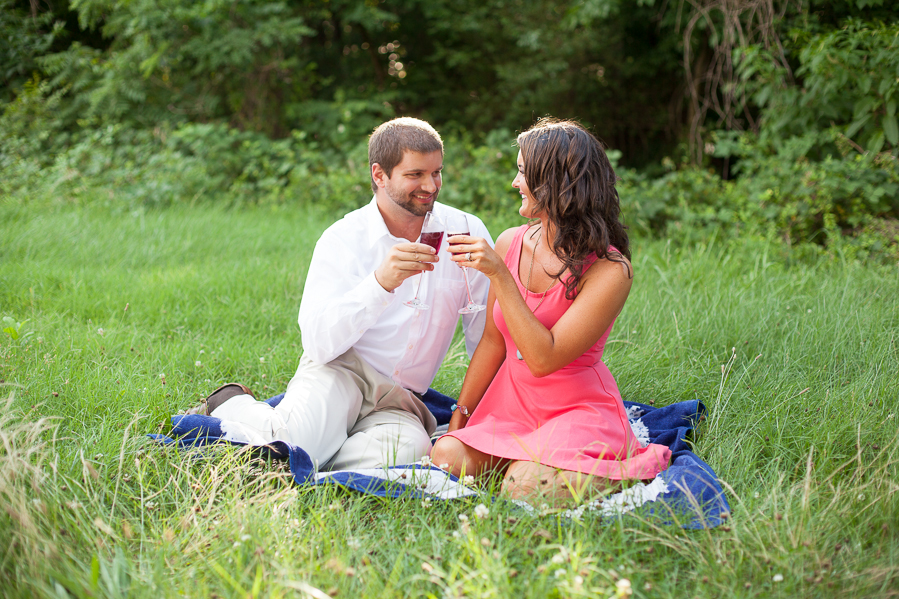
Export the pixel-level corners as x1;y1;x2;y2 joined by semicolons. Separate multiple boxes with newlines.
445;225;671;480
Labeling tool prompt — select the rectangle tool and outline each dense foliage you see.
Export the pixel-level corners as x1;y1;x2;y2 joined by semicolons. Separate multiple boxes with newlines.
1;0;898;257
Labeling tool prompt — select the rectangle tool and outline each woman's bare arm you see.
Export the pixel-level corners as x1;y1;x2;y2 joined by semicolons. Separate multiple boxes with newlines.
446;228;516;432
448;230;632;378
497;257;632;377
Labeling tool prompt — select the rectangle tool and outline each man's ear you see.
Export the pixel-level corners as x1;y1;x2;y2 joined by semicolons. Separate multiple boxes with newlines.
371;163;389;189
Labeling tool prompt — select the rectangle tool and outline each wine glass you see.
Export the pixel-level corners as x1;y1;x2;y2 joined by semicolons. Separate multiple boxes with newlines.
404;211;445;310
445;214;486;314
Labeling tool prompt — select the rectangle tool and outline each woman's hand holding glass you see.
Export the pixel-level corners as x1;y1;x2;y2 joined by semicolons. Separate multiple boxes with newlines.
444;214;489;314
445;232;507;281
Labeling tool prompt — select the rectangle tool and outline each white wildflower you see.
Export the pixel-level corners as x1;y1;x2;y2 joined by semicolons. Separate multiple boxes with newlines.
474;503;489;519
347;538;361;550
419;455;432;468
554;569;566;578
458;514;470;534
97;328;105;336
773;574;784;583
259;357;265;363
615;578;633;596
462;475;475;486
195;361;202;367
240;534;251;542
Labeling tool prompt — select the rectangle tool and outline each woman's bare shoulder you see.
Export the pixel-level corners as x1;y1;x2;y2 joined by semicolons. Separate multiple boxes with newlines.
583;251;634;287
494;226;524;260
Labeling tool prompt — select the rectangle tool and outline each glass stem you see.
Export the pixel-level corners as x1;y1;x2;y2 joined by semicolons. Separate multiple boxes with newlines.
414;271;425;301
462;267;474;305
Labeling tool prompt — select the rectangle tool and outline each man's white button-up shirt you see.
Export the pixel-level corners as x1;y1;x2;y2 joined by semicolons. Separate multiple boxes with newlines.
298;198;494;394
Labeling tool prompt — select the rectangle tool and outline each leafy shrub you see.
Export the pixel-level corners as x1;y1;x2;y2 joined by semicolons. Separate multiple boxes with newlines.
618;164;739;239
1;118;518;215
618;129;899;259
739;19;899;156
2;120;896;262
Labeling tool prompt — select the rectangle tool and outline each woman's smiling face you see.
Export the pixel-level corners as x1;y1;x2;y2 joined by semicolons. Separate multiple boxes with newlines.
512;151;540;218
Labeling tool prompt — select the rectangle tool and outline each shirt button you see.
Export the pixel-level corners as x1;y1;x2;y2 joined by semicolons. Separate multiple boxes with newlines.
394;370;399;375
408;344;413;349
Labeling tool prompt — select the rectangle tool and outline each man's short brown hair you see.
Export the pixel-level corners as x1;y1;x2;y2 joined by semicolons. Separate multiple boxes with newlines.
369;117;444;191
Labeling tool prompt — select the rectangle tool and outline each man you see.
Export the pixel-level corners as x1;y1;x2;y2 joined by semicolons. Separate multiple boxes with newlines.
206;117;493;471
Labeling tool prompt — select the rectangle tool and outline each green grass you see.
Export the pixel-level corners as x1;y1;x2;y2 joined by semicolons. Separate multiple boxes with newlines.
1;200;898;598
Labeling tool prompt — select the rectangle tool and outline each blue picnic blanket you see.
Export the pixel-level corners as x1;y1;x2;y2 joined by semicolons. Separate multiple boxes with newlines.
150;389;730;528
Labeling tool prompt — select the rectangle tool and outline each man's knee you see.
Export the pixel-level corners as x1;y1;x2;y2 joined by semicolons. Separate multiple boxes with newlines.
388;423;431;466
356;410;431;467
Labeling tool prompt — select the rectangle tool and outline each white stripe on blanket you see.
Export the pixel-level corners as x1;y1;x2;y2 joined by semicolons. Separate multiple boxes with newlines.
315;466;478;500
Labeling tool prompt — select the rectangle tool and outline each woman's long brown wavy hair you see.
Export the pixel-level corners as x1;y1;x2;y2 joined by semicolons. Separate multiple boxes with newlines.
517;118;631;299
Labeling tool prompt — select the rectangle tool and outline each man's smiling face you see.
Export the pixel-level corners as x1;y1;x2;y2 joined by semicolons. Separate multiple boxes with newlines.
382;150;444;217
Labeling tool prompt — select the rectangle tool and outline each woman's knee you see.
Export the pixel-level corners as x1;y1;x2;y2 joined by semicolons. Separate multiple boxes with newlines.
501;461;546;498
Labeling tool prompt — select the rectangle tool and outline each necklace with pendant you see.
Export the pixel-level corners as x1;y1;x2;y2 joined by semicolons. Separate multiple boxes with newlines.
517;228;555;360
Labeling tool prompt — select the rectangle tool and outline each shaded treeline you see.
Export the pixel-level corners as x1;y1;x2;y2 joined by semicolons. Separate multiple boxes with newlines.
3;0;897;166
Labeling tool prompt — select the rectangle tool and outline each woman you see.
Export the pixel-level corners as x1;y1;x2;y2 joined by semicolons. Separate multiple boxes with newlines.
431;118;671;501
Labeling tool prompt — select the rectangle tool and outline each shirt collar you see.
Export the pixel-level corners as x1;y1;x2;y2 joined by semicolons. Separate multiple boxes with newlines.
365;197;394;248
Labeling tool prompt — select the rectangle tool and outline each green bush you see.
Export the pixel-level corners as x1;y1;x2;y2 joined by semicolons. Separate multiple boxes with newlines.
0;121;507;214
739;19;899;156
2;107;897;262
617;130;899;260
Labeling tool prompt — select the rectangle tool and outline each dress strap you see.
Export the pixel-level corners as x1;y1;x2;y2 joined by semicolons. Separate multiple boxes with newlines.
504;225;530;283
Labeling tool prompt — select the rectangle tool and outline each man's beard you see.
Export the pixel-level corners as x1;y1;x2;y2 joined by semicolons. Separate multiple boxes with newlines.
385;182;438;217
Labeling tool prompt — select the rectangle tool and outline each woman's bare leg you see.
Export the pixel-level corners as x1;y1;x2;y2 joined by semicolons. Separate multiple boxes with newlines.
501;460;620;505
431;435;510;478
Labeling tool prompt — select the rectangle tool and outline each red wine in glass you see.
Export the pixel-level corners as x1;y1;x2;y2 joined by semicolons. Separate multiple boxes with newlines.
419;231;445;252
445;215;486;314
404;211;444;310
447;230;469;244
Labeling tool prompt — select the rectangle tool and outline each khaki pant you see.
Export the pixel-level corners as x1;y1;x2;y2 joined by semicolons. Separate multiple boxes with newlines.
211;348;436;471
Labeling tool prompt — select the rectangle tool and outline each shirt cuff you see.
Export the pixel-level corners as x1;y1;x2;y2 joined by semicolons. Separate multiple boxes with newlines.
362;271;396;306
